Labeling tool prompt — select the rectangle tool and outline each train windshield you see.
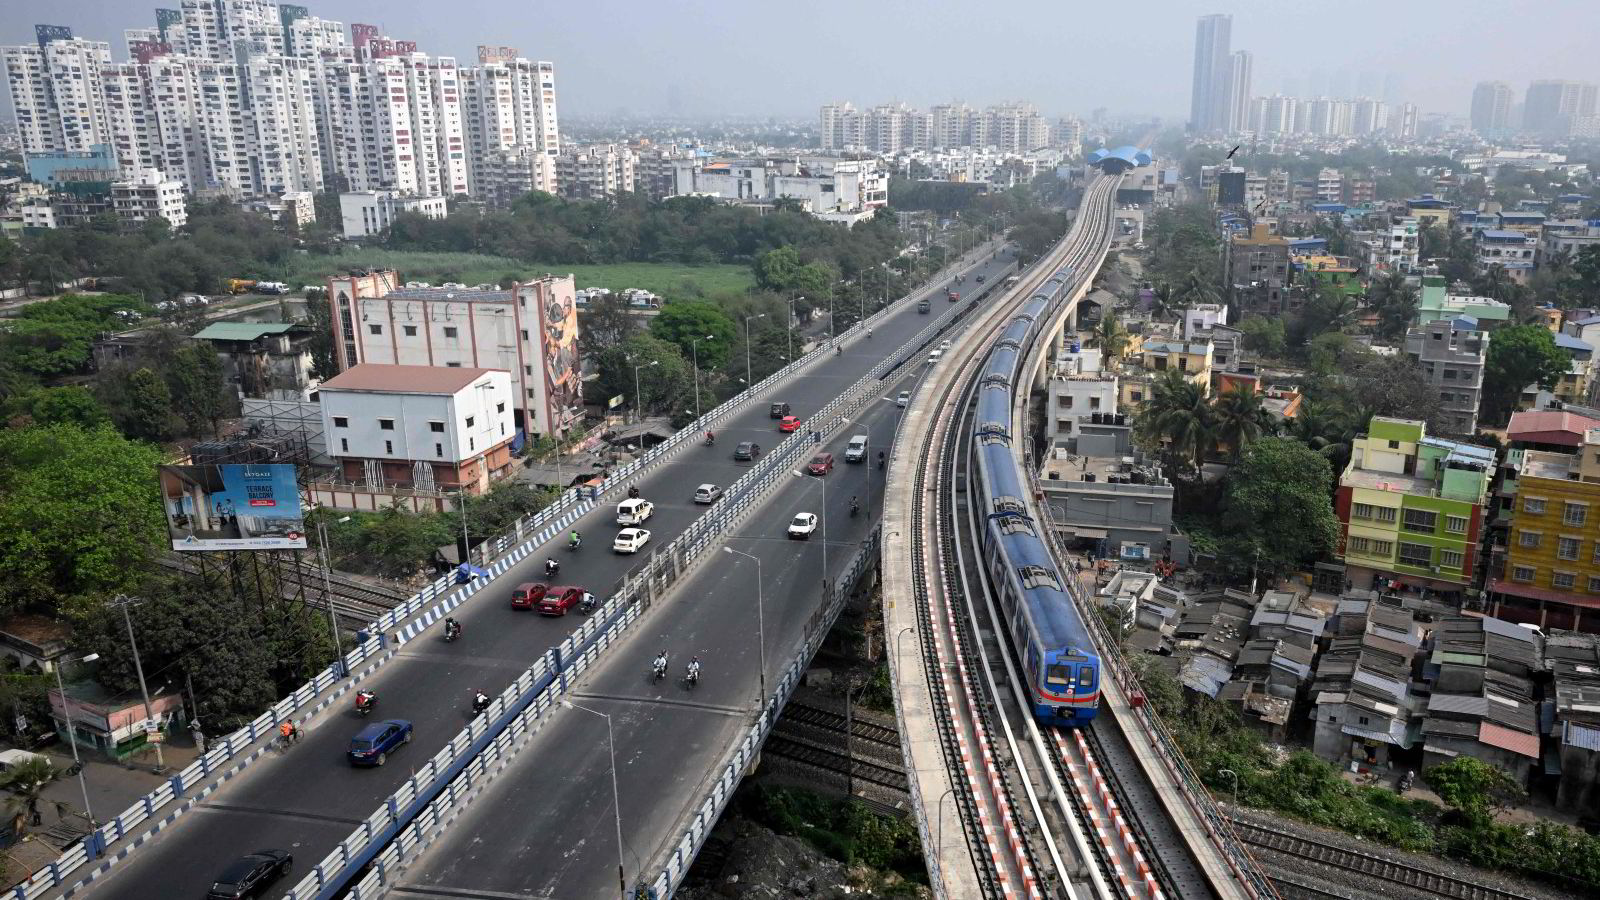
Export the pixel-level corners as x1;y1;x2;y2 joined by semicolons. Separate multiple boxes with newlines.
1078;667;1096;688
1046;665;1072;686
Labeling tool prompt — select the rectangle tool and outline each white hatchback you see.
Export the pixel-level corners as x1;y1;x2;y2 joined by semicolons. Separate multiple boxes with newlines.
787;513;819;539
613;528;652;553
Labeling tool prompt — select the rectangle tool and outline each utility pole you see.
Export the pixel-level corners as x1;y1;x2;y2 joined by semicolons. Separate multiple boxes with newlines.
112;595;164;772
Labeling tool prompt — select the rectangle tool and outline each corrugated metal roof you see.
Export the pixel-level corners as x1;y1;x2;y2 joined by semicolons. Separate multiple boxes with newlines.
1564;721;1600;751
1478;722;1540;759
1480;616;1537;644
1428;693;1488;717
1353;668;1408;700
192;322;296;341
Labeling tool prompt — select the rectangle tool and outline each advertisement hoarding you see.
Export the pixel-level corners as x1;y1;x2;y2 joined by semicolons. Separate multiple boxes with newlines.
535;280;583;431
159;464;307;551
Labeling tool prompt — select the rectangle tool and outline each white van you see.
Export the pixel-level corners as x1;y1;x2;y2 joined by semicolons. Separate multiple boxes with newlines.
616;498;654;526
845;435;869;463
927;348;944;364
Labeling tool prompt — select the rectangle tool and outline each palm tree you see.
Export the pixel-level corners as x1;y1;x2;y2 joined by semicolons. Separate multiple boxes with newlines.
1174;269;1218;310
1148;281;1177;322
0;756;63;836
1092;315;1129;366
1212;383;1273;461
1286;399;1366;476
1136;370;1213;476
1367;271;1419;340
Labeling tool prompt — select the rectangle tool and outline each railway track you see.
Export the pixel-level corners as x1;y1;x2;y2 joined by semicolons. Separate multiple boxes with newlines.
762;735;910;793
1227;819;1533;900
156;551;405;624
780;701;902;748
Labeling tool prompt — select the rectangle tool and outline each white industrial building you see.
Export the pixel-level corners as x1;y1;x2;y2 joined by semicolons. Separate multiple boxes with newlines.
111;167;187;227
325;270;582;439
671;156;887;221
318;364;516;496
339;190;447;238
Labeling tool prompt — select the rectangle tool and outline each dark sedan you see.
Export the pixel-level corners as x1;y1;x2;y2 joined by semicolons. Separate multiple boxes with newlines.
207;849;292;899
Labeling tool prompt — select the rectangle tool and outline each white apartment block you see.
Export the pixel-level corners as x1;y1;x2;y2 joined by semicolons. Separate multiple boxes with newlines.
339;190;447;238
557;144;635;200
112;167;187;227
325;271;582;438
820;100;1060;155
1047;345;1119;446
4;4;561;208
672;157;888;220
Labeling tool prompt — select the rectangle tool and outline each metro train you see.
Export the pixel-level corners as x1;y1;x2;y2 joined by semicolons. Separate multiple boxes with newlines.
970;266;1101;726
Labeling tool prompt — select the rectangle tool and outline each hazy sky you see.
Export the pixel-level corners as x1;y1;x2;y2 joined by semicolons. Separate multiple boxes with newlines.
4;0;1598;121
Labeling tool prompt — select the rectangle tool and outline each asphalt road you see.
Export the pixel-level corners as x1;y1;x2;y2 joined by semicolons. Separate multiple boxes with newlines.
91;248;1019;900
395;357;909;899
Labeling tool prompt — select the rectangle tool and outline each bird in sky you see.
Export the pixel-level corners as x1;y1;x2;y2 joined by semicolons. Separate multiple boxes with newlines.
1225;145;1241;159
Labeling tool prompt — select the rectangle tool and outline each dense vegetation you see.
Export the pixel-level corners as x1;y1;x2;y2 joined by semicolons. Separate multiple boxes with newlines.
739;784;927;894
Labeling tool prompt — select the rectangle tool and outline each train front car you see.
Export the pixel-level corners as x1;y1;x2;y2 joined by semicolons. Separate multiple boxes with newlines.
1012;537;1102;725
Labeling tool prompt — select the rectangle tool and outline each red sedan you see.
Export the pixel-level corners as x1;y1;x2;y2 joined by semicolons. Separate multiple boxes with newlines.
537;585;585;616
778;415;801;433
510;582;547;610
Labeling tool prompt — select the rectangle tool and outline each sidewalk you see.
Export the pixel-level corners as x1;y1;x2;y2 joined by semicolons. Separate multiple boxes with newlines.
35;736;202;834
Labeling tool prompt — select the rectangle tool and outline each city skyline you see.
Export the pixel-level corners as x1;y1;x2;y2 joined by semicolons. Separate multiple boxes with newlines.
3;0;1599;121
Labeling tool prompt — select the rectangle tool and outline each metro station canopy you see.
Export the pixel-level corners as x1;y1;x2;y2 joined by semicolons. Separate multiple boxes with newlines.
1087;146;1153;174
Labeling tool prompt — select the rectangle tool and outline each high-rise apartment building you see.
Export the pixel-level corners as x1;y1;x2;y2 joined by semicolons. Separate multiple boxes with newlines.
1190;14;1232;132
1524;80;1598;137
818;100;1056;154
3;5;561;204
1470;81;1514;135
557;144;635;200
1226;51;1252;134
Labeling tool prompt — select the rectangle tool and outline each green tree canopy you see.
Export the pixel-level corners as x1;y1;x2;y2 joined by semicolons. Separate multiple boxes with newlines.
0;424;166;614
1135;370;1213;476
1211;383;1274;461
8;386;108;429
650;299;737;372
1425;756;1525;824
1483;325;1569;425
589;332;693;420
1218;438;1339;577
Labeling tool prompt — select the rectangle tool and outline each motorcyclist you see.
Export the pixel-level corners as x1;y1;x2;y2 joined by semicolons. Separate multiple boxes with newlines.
569;530;581;549
472;690;490;713
836;344;843;355
850;495;860;516
444;616;461;640
581;590;597;612
705;431;715;445
877;450;886;470
628;484;640;499
867;328;873;339
546;558;560;576
355;689;376;712
652;650;669;677
687;656;702;683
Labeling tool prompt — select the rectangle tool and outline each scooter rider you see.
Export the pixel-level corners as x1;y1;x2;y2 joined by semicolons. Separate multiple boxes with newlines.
472;690;490;714
355;689;376;712
850;495;860;516
652;649;669;678
546;558;559;576
628;484;640;499
444;616;461;640
705;430;715;445
569;530;581;549
687;656;702;683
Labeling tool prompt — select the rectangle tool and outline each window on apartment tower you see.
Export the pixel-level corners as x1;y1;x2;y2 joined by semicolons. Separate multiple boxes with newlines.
368;324;382;335
443;326;458;338
1552;571;1577;590
1518;530;1541;549
333;416;348;428
1374;507;1397;524
340;438;348;453
1564;503;1588;527
378;419;394;430
1523;497;1546;514
1558;537;1581;560
403;325;417;336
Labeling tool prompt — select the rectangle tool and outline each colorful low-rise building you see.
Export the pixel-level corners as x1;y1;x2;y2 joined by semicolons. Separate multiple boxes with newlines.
1414;274;1513;330
1137;339;1213;395
1488;428;1600;633
1336;417;1494;604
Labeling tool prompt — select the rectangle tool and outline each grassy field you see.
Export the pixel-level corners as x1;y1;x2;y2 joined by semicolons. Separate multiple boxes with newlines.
280;250;753;301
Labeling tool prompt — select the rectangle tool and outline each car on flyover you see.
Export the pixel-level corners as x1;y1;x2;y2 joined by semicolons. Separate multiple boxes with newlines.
613;528;652;554
897;391;910;408
778;415;801;433
510;582;547;610
807;453;834;475
207;849;292;900
787;513;819;539
347;719;413;767
537;585;584;616
694;484;724;504
734;441;762;461
616;497;654;525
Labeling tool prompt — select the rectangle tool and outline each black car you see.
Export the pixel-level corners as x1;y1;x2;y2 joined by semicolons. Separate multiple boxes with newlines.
734;442;762;461
768;401;790;418
975;274;986;283
208;849;292;899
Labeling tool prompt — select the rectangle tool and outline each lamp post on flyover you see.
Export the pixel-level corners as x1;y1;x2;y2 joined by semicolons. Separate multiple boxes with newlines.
111;594;164;772
317;513;352;676
688;334;714;422
721;546;767;709
52;652;101;827
560;700;627;899
740;313;766;388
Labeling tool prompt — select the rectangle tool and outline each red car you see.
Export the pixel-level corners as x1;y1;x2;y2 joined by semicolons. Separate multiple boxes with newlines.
510;582;547;610
537;585;584;616
778;415;801;433
807;453;834;475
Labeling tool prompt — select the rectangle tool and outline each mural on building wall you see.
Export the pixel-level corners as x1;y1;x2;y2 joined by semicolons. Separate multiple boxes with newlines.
535;280;582;431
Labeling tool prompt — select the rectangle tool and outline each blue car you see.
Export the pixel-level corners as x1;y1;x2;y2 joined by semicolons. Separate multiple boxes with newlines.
347;719;413;767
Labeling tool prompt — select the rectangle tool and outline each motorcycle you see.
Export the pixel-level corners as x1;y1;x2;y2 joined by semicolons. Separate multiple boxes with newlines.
1398;769;1416;792
579;592;599;614
568;535;581;551
651;657;668;682
628;485;640;499
355;692;376;717
545;559;560;577
685;665;700;688
850;501;860;518
703;434;715;447
444;622;461;642
472;693;491;716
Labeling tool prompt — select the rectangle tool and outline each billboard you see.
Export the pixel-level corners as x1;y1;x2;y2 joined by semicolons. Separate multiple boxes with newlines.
159;464;307;551
534;279;582;432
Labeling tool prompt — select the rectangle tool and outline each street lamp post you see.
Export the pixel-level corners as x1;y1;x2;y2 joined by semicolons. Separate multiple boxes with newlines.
317;513;352;676
111;595;164;772
721;546;767;708
741;313;767;389
561;700;627;900
688;334;713;423
936;786;956;857
792;469;827;574
51;652;100;827
630;359;658;426
787;296;799;360
1218;767;1240;806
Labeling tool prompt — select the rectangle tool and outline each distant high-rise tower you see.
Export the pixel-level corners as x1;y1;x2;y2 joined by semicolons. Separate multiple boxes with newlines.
1189;14;1231;132
1226;50;1252;133
1523;80;1598;136
1470;82;1514;136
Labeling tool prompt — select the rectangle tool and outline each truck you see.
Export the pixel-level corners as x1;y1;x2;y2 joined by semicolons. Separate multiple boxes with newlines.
226;278;257;294
255;281;290;294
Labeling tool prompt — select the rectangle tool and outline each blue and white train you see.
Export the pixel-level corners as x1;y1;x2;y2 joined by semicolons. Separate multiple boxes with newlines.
970;267;1100;726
